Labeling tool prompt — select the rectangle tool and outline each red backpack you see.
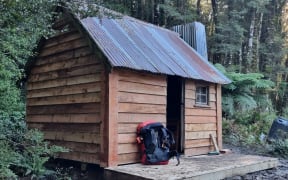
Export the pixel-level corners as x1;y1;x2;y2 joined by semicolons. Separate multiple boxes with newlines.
136;120;180;165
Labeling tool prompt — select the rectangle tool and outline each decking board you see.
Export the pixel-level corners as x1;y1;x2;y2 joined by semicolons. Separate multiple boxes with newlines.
104;154;278;180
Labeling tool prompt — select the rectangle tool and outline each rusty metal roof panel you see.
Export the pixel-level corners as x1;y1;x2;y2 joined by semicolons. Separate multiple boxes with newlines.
80;16;231;84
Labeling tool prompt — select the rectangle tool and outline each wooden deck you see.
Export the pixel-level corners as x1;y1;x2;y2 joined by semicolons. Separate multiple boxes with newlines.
104;154;278;180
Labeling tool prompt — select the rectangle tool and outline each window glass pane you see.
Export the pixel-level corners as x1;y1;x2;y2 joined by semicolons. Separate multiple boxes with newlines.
201;87;207;94
196;95;201;102
201;95;206;103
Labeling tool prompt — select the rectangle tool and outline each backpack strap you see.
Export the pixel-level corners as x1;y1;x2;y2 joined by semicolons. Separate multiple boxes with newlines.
160;127;168;148
169;150;180;166
165;127;175;145
160;127;175;147
161;127;180;166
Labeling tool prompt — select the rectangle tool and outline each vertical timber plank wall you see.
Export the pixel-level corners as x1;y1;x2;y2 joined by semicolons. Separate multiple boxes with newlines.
184;80;218;155
26;30;105;164
117;70;167;165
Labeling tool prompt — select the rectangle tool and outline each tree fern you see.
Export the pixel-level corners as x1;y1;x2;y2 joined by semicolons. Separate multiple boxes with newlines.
234;94;257;111
222;95;235;117
215;63;274;118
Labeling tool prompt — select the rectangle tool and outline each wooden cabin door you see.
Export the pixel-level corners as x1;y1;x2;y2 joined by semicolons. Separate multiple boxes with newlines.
167;76;184;153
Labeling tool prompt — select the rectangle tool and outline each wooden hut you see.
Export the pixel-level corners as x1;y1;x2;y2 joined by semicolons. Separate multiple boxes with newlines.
25;7;230;167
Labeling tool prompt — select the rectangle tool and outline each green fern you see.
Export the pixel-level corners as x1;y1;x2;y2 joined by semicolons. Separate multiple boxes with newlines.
222;95;235;117
215;63;274;117
234;94;257;111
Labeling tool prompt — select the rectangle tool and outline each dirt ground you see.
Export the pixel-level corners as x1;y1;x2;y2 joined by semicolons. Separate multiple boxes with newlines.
222;144;288;180
224;159;288;180
46;144;288;180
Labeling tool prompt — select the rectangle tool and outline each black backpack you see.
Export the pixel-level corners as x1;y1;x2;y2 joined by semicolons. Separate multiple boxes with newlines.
136;121;180;165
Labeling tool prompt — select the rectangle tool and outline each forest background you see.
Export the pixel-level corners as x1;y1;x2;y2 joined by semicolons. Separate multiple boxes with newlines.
1;0;288;178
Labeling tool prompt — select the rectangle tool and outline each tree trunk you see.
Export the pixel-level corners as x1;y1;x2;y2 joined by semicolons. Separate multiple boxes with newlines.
211;0;218;27
239;45;243;73
196;0;201;17
255;13;263;72
154;0;160;25
246;10;256;72
131;0;137;17
211;0;220;63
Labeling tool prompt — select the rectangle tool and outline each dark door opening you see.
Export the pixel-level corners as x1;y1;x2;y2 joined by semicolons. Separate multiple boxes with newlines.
166;76;184;153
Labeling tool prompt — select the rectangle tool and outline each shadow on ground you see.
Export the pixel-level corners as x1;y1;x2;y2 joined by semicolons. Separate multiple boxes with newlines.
46;159;104;180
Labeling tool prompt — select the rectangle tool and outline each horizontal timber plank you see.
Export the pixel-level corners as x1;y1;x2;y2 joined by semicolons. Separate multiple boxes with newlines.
119;103;166;114
28;123;100;133
210;94;216;102
119;81;166;96
45;30;76;42
185;108;216;116
185;146;213;156
27;73;101;90
118;143;139;154
50;140;100;153
39;38;88;57
185;116;217;124
44;31;83;48
118;123;138;134
118;113;166;123
210;85;216;94
27;82;101;98
185;138;212;148
52;18;72;30
118;92;166;105
118;70;167;87
51;14;73;30
185;99;216;109
58;151;100;164
27;103;101;115
27;92;101;106
31;55;97;74
29;64;103;82
35;47;91;66
185;131;216;140
44;131;100;144
118;152;140;165
26;113;101;123
185;80;195;90
185;89;195;99
118;133;137;144
185;123;217;132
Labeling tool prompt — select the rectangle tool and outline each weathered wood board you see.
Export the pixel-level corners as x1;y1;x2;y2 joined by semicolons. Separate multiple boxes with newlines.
26;27;105;165
105;154;278;180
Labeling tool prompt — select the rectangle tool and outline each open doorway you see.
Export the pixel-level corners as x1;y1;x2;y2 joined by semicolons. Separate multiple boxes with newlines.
166;76;184;153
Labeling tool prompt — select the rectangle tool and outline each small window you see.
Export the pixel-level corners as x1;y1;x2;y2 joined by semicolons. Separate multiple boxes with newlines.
195;86;209;105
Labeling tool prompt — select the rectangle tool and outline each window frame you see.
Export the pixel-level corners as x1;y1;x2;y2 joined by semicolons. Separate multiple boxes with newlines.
195;85;209;106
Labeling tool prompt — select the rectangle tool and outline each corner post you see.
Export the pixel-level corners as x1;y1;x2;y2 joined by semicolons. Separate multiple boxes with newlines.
216;84;223;150
107;70;119;166
100;69;118;167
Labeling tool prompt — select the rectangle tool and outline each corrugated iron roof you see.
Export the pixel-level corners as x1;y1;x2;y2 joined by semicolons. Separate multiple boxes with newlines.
80;15;231;84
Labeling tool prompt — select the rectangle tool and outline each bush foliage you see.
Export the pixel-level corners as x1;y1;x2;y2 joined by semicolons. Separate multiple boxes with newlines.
269;139;288;158
0;1;69;178
0;115;67;179
222;111;276;146
217;64;281;152
215;63;275;119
